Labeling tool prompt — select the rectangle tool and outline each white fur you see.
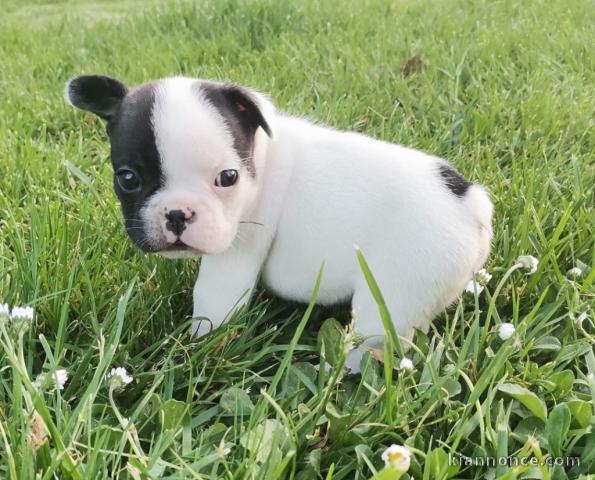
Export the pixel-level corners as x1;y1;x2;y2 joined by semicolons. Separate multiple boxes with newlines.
151;78;493;371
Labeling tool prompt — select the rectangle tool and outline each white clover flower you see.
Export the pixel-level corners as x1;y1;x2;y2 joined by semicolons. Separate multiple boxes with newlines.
516;255;539;275
10;306;34;335
464;279;484;295
106;367;133;390
476;268;492;284
11;306;34;322
106;367;133;384
53;369;68;390
567;267;583;279
498;322;515;341
399;357;414;370
382;444;411;472
464;268;492;295
33;369;68;392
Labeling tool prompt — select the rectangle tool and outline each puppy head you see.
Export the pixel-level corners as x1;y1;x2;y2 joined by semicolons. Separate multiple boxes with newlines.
66;75;272;257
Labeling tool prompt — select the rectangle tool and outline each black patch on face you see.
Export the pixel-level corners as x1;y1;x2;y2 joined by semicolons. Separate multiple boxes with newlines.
438;164;472;197
106;83;163;251
199;81;272;177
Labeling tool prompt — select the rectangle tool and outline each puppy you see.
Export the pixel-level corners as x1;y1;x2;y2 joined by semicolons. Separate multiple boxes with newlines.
66;75;493;370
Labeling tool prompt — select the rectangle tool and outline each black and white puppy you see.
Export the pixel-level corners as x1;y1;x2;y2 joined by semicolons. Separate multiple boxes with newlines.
66;75;493;370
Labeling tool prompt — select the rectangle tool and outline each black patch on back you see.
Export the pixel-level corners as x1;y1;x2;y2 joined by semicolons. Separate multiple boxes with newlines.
438;164;472;197
107;83;163;251
199;81;271;177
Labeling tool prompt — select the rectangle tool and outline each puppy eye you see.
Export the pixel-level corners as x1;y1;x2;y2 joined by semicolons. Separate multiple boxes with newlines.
215;169;239;188
116;169;141;192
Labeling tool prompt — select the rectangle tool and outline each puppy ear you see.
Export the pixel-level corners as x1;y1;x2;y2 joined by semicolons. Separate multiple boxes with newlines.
221;85;272;138
65;75;128;121
203;83;272;139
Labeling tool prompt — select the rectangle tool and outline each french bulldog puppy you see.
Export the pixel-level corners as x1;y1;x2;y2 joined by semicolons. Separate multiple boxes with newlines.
66;75;493;370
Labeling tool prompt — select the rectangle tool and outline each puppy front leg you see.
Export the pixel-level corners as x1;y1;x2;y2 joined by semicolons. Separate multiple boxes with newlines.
191;253;261;337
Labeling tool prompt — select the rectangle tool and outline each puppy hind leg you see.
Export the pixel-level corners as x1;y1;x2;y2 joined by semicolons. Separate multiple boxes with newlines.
345;284;415;373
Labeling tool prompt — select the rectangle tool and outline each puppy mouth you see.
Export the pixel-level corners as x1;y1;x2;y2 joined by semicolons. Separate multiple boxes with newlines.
158;239;204;256
165;239;190;251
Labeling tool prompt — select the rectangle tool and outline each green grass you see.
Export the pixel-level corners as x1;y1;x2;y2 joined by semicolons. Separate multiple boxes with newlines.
0;0;593;478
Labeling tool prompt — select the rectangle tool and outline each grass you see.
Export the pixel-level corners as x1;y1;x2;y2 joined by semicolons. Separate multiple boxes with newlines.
0;0;593;478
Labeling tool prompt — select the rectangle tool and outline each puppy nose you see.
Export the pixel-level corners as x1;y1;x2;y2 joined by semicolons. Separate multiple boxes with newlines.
165;209;188;236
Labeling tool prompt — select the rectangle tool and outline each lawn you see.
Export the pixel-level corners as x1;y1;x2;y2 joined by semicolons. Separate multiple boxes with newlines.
0;0;593;478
